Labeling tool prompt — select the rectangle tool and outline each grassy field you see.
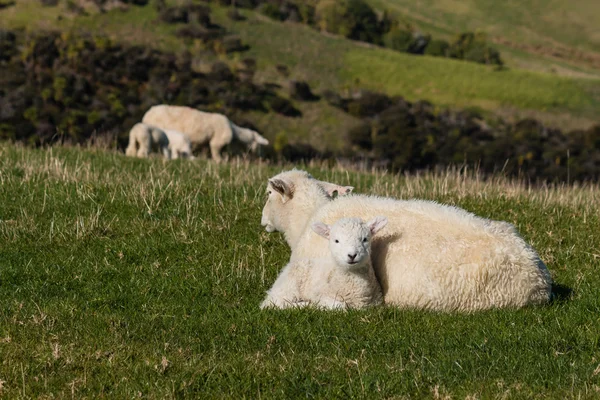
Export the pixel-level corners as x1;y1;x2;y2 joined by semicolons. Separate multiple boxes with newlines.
1;143;599;397
2;0;599;138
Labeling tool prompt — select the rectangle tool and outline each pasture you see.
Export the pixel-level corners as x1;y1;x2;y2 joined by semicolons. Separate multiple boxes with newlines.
1;143;599;398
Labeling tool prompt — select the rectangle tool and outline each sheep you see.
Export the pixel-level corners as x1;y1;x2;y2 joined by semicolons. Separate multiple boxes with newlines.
125;122;171;159
260;216;387;310
142;105;269;163
260;169;553;312
163;129;195;160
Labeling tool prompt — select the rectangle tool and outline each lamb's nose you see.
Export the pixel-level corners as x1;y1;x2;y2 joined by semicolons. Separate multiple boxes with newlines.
348;253;357;261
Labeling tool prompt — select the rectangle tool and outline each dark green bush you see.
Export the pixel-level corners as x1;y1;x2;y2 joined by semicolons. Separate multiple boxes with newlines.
448;32;503;66
424;39;449;57
258;3;285;20
315;0;382;44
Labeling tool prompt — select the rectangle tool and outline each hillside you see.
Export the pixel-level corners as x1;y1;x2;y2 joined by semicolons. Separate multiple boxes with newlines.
369;0;600;75
2;0;600;137
1;144;599;397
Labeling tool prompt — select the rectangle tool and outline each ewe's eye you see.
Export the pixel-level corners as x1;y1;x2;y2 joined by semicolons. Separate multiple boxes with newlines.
335;239;339;243
363;237;367;242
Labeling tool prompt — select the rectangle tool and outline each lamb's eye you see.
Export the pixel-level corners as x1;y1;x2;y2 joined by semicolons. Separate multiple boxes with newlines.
334;239;339;243
363;237;367;242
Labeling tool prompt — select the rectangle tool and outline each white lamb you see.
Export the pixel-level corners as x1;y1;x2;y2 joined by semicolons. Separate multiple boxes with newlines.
142;105;269;163
260;216;387;310
125;122;171;159
260;169;553;312
163;129;195;160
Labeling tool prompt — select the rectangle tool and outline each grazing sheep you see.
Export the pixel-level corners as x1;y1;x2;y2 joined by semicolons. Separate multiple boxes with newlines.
260;169;553;312
164;129;195;160
125;122;171;159
142;105;269;163
260;216;387;310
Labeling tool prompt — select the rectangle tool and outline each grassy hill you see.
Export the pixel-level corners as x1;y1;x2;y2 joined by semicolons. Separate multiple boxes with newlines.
2;0;599;148
368;0;600;74
1;144;599;397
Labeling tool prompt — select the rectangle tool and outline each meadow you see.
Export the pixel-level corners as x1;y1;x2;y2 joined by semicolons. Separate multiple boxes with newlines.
1;143;599;398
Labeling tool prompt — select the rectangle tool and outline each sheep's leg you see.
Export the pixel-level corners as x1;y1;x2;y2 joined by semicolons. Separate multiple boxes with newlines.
137;134;151;158
125;135;137;157
209;141;224;163
161;146;172;160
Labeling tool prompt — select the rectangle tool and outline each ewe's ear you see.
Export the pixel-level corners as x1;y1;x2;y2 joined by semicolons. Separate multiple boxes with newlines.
318;181;354;198
368;216;388;236
311;222;330;239
269;178;293;203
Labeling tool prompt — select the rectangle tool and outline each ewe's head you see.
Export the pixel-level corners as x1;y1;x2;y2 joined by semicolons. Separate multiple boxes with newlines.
261;170;353;234
248;130;269;151
312;216;388;269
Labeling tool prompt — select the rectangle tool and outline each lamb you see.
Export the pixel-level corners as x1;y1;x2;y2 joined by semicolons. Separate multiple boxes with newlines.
260;216;387;310
163;129;195;160
260;169;553;312
125;122;171;159
142;105;269;163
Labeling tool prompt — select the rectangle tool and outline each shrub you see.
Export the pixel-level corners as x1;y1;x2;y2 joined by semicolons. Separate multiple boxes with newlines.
258;3;285;20
424;39;449;57
384;29;430;54
268;97;301;117
448;32;503;66
288;80;319;101
383;29;413;52
348;121;372;150
315;0;381;44
345;91;392;117
227;8;246;21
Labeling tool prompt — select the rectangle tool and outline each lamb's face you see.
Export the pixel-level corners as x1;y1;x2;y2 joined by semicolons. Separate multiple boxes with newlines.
329;219;373;268
311;216;388;269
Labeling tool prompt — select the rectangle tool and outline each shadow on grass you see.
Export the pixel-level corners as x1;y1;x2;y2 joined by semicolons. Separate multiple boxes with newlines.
551;283;573;303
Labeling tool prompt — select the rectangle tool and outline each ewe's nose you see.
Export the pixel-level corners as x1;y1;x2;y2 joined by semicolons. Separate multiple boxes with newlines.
348;253;357;262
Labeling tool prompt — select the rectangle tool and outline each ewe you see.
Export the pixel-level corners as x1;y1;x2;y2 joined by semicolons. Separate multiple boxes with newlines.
125;122;171;159
260;169;553;312
142;105;269;163
261;216;387;310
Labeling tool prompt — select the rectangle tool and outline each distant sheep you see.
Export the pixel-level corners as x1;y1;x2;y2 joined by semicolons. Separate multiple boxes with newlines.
125;122;171;159
261;216;386;310
260;169;553;312
142;105;269;163
164;129;195;160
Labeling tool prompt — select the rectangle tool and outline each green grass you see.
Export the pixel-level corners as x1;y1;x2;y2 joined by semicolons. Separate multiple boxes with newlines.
1;143;600;397
344;48;600;116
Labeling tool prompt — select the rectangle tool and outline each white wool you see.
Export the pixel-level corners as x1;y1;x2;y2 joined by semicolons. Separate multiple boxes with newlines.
125;122;171;159
260;216;386;310
163;129;195;160
260;169;553;312
142;105;269;163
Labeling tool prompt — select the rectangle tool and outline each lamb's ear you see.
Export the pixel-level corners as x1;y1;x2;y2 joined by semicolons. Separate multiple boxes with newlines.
269;178;293;203
311;222;330;239
318;181;354;198
368;216;388;236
